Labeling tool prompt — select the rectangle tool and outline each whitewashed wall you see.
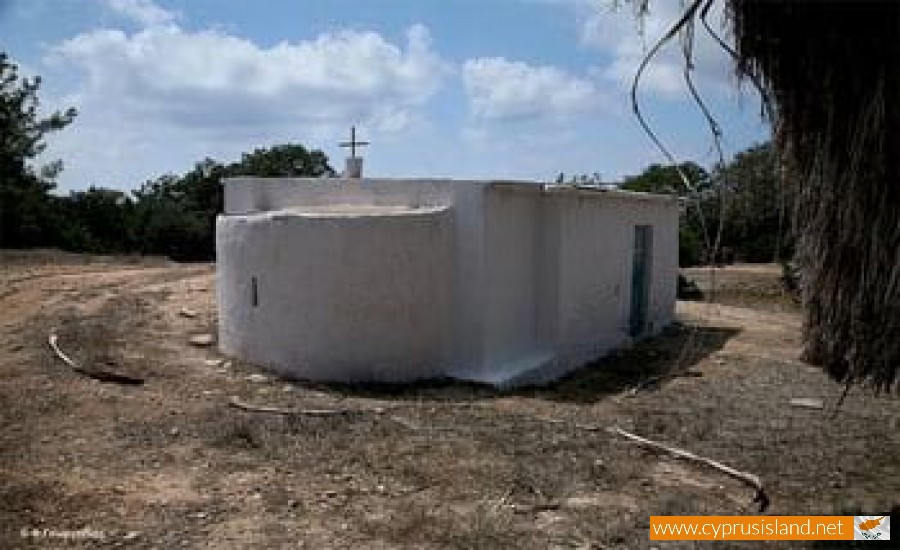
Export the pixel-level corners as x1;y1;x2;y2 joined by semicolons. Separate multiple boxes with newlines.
470;184;554;383
470;185;678;386
217;206;453;382
217;178;678;386
546;188;678;372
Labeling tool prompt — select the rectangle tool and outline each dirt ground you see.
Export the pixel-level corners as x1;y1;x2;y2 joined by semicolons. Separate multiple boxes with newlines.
681;264;800;313
1;252;897;548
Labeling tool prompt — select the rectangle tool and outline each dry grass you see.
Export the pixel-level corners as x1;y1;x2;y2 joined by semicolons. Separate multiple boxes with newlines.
1;252;897;548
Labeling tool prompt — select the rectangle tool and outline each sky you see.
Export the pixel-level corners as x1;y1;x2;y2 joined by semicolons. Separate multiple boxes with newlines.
1;0;771;192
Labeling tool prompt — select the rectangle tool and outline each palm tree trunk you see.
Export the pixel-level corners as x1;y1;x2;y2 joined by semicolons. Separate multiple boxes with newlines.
730;0;900;391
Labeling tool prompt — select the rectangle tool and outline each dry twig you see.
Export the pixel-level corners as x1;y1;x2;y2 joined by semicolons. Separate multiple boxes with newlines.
48;331;144;386
608;426;769;512
535;415;769;511
228;396;388;417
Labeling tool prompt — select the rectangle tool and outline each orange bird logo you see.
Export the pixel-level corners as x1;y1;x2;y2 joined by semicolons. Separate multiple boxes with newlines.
858;517;886;531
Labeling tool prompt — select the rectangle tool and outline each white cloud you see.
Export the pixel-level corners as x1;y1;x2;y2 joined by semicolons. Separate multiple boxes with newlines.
576;0;735;99
30;0;768;191
102;0;180;27
462;57;600;121
41;22;448;189
51;23;445;130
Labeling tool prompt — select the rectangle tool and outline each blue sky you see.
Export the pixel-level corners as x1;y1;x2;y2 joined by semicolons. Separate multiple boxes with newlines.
1;0;770;192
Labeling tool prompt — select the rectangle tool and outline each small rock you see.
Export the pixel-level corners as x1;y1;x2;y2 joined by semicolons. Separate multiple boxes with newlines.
123;531;140;541
189;334;214;347
204;358;224;367
179;308;198;318
282;385;293;392
169;427;180;436
247;374;267;383
324;490;338;498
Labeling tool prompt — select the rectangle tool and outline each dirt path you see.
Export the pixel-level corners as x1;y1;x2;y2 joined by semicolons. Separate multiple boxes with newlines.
1;253;897;548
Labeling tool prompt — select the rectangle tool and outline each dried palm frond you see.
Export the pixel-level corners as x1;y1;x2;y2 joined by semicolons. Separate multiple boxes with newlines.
627;0;900;392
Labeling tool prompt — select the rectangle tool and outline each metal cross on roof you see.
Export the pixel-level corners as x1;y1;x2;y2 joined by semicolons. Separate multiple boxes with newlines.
339;126;369;159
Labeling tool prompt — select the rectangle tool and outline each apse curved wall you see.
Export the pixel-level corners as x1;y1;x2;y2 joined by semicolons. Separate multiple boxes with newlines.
216;205;454;382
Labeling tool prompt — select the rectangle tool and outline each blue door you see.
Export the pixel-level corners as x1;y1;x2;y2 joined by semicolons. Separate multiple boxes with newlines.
630;225;652;337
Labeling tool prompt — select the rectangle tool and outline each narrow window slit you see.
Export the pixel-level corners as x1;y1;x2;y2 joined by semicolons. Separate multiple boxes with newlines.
250;276;258;307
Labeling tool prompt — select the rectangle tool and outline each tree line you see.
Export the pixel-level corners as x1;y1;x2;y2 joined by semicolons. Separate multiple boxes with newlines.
617;144;793;267
2;145;334;261
2;51;790;265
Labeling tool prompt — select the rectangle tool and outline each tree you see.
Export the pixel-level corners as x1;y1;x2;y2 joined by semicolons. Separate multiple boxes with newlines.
132;166;223;261
620;162;708;195
631;1;899;391
709;142;793;263
131;145;335;260
729;1;899;391
0;52;76;247
232;144;334;178
57;187;135;252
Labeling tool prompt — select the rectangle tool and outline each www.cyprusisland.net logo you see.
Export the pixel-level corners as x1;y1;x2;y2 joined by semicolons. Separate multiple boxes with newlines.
854;516;890;541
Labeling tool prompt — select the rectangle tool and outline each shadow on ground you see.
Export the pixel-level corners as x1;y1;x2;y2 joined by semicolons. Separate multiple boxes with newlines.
294;323;741;405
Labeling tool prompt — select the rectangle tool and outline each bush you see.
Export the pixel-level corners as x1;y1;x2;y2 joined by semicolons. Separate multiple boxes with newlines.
677;274;703;300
